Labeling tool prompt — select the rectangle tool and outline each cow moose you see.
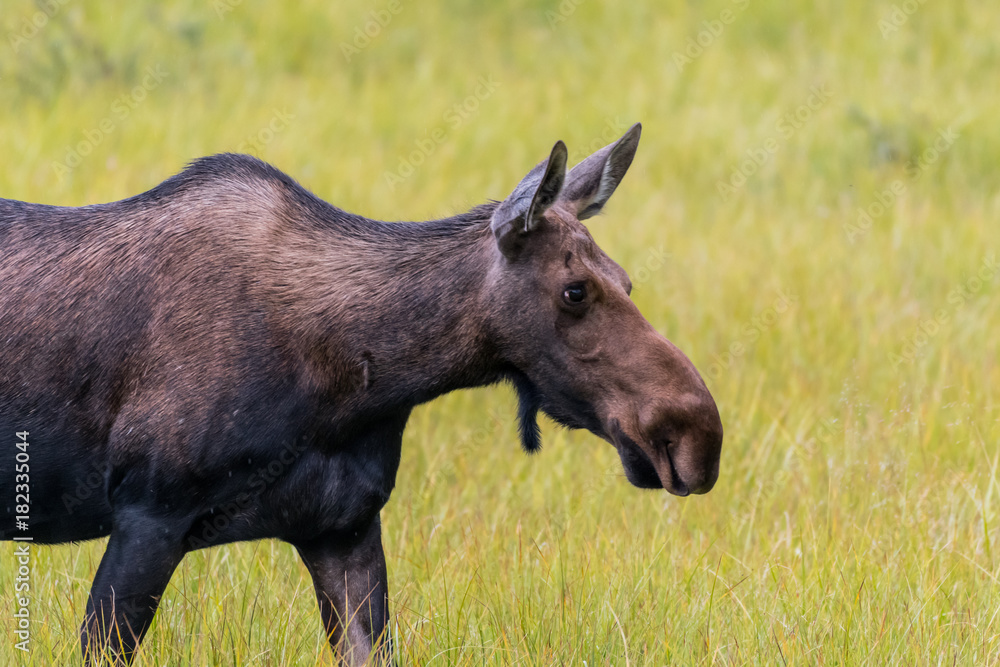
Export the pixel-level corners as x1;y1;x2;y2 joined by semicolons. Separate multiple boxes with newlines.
0;123;723;665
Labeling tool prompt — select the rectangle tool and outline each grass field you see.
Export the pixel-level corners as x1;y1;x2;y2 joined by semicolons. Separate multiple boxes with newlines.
2;0;999;664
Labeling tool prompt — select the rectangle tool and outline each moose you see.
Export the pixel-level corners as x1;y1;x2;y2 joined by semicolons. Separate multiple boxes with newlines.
0;123;723;665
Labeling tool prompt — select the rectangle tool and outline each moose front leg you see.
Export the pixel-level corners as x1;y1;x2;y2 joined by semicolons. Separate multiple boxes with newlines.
296;517;391;666
81;507;188;664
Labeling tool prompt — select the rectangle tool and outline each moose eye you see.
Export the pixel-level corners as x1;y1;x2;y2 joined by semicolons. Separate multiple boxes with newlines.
562;283;587;305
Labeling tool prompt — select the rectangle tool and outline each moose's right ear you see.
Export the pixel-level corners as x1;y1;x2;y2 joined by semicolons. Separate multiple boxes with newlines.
491;141;568;258
560;123;641;220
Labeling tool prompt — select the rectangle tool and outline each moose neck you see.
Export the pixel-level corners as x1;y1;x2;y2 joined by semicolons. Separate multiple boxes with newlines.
288;204;506;420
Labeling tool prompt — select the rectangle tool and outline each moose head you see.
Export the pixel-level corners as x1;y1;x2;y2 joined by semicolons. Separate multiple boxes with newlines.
487;124;723;495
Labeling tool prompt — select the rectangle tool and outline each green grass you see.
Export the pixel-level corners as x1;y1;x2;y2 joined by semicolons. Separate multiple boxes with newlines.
2;0;999;664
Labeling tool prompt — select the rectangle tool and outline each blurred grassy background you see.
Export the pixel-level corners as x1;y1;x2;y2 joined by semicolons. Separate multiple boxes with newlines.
1;0;999;664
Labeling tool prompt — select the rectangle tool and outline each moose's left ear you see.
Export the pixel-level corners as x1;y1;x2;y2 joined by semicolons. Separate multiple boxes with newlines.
561;123;641;220
491;140;568;258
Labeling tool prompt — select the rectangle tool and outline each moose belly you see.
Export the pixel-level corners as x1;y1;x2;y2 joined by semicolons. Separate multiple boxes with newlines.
183;443;400;550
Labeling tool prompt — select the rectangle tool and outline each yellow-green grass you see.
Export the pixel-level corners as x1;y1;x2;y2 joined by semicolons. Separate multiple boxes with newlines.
2;0;998;664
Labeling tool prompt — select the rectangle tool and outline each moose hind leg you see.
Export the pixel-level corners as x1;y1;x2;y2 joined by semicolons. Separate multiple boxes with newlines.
81;508;188;665
295;518;391;666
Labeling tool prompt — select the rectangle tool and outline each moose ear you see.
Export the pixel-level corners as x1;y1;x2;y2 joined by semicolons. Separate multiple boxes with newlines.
491;140;568;257
560;123;641;220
